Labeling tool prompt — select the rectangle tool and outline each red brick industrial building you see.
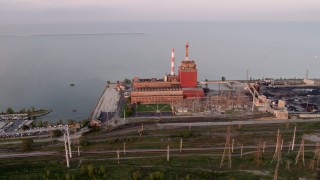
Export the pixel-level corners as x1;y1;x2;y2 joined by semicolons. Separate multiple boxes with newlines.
131;43;204;104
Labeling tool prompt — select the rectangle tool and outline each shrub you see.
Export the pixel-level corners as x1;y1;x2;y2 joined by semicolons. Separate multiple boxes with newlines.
87;164;95;177
80;165;87;175
52;129;63;137
149;171;164;180
80;139;90;147
132;171;141;180
179;131;193;138
22;138;33;151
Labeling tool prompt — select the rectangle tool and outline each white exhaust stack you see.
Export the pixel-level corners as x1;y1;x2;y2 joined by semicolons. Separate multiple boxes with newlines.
171;48;175;75
185;42;189;60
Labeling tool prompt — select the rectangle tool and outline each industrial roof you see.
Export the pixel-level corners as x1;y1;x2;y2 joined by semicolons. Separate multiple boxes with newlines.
133;87;182;92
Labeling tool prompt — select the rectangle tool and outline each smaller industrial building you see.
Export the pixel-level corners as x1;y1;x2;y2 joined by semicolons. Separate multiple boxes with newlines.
130;43;204;105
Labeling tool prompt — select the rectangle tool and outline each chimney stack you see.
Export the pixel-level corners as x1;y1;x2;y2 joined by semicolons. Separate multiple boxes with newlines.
185;42;189;60
171;48;175;75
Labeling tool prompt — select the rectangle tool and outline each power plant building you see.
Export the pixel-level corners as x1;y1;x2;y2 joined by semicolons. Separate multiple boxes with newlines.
131;43;204;104
130;87;183;104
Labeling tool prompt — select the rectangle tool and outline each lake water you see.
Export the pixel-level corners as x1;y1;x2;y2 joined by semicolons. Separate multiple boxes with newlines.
0;21;319;122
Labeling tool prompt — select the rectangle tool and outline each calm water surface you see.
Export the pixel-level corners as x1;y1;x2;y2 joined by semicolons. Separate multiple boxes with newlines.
0;22;319;122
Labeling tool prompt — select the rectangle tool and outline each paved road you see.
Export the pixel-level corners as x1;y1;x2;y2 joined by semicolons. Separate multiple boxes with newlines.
158;118;320;128
0;151;59;158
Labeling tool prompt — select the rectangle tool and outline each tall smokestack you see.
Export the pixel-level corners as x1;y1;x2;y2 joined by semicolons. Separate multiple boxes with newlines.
171;48;175;75
185;42;189;60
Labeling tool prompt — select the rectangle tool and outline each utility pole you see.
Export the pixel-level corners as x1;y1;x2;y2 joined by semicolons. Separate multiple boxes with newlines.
292;126;296;151
117;149;120;164
254;140;262;167
66;126;72;158
295;134;305;166
64;134;70;168
272;129;282;164
220;126;232;169
273;163;279;180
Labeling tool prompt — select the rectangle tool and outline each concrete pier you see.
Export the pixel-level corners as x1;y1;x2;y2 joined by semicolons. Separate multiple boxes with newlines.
90;83;121;125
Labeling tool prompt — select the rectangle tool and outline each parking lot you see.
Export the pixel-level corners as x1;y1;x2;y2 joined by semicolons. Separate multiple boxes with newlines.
0;119;34;133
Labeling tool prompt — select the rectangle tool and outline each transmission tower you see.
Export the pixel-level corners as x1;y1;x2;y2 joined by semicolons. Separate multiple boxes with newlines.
312;142;320;168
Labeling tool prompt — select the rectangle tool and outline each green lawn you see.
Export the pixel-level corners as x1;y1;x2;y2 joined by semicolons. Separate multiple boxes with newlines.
136;104;172;112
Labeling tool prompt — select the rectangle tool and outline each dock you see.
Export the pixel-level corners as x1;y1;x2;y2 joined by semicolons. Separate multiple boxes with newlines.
90;83;121;125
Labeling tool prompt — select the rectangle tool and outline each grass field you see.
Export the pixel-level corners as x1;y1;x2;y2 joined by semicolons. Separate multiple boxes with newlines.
136;104;172;112
1;118;320;179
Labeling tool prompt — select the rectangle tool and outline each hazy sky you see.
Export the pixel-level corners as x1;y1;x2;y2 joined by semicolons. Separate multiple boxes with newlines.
0;0;320;23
